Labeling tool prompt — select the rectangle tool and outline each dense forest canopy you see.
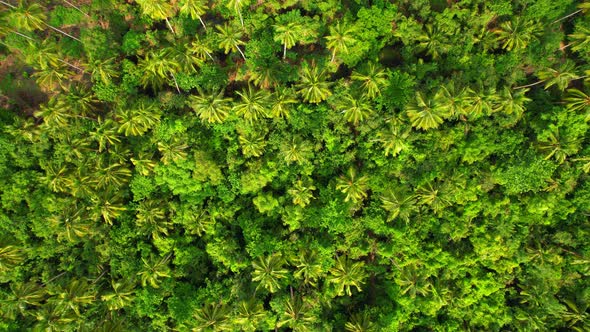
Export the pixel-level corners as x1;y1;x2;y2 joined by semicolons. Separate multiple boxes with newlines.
1;0;590;330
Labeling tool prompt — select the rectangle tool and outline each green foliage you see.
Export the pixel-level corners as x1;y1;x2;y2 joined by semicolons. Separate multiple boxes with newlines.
1;0;589;330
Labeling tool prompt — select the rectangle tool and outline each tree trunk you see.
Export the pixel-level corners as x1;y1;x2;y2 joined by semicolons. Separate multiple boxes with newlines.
43;22;81;42
171;73;181;93
283;43;286;59
198;16;207;31
63;0;90;17
236;45;246;61
165;17;175;35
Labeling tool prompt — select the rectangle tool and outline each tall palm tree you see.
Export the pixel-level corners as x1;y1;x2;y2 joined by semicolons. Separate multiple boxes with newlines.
280;136;313;165
251;253;288;293
216;23;246;60
0;243;24;274
406;91;450;130
137;49;181;91
233;300;266;332
537;61;578;91
376;123;410;157
462;86;497;118
565;88;590;121
137;253;172;288
157;139;189;165
276;297;317;331
568;25;590;53
190;36;215;62
116;101;161;136
271;87;298;119
233;85;271;123
336;168;369;204
225;0;249;27
274;22;298;59
135;199;171;239
238;129;267;157
337;94;373;125
380;188;417;223
295;63;332;104
494;17;540;51
288;180;316;208
328;255;367;296
48;279;96;316
89;190;126;225
417;24;449;59
538;126;581;164
325;21;357;62
350;62;388;99
3;1;81;40
135;0;176;34
345;313;378;332
291;249;323;287
101;279;135;311
434;82;466;118
178;0;208;30
493;87;531;120
193;302;232;331
2;282;45;320
188;88;232;124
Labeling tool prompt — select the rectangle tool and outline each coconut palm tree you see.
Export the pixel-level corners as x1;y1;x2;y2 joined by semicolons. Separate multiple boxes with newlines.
276;297;317;331
135;0;176;34
336;168;369;204
280;136;314;165
178;0;208;30
216;23;246;60
270;87;298;119
238;129;267;157
233;300;266;331
137;253;172;288
295;63;332;104
188;88;232;124
494;17;540;51
48;279;96;316
136;49;181;91
376;123;410;157
251;253;288;293
337;94;373;125
537;61;578;91
88;190;126;225
225;0;249;27
101;279;136;311
350;62;388;99
381;188;417;223
116;101;161;136
288;180;316;208
233;85;271;123
325;21;357;62
328;255;367;296
274;22;298;59
406;91;450;130
193;302;232;331
291;249;323;287
345;313;378;332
